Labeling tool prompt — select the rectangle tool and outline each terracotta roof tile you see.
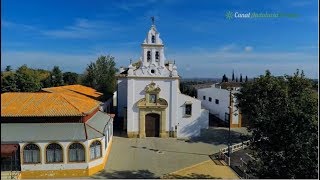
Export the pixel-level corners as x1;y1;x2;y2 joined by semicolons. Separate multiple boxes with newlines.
43;85;103;98
1;85;102;117
1;92;100;117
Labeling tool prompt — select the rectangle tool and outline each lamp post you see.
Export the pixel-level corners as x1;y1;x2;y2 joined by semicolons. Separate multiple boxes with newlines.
227;88;232;163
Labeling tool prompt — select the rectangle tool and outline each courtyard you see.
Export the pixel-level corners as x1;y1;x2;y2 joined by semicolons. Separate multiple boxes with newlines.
90;127;250;179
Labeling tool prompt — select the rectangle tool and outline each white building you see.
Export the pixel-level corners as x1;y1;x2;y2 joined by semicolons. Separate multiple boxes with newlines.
1;85;114;179
197;82;242;128
116;23;209;138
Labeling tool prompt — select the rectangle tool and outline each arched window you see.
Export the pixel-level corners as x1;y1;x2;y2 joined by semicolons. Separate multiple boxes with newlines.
147;51;151;61
46;143;63;163
23;144;40;163
69;143;85;162
151;35;155;43
90;141;102;160
155;51;160;61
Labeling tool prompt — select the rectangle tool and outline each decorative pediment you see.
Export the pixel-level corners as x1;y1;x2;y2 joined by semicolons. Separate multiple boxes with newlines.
145;82;161;93
137;97;168;108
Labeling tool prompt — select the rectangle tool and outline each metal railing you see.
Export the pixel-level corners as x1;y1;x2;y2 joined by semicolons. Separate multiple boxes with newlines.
239;158;251;179
219;140;250;166
220;151;231;165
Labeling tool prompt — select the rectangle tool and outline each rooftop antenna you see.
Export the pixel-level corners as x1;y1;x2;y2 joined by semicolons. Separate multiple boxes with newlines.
130;59;132;64
151;16;155;25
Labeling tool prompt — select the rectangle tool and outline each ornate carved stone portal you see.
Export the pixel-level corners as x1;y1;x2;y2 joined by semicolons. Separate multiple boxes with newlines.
137;82;168;138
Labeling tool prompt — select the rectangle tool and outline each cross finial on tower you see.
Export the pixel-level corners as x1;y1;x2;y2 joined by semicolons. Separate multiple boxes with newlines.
151;16;155;25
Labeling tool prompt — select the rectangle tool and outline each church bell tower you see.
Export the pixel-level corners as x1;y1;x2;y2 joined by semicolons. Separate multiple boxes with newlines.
141;17;166;69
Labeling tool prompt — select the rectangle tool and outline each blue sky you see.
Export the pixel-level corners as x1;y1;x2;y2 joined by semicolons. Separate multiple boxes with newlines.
1;0;319;78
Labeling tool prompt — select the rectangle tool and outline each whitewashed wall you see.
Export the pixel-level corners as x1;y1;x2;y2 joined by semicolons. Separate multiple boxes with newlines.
19;141;88;171
197;86;240;125
87;136;107;168
197;86;229;121
177;93;209;138
19;126;113;171
117;79;128;117
127;78;179;132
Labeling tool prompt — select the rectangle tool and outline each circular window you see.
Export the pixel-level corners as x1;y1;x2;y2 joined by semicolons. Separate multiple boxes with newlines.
151;69;155;74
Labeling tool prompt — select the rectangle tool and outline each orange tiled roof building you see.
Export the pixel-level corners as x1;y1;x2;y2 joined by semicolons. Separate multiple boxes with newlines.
1;85;114;179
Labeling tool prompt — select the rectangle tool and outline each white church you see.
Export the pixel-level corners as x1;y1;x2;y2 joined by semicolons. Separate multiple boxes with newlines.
116;22;209;138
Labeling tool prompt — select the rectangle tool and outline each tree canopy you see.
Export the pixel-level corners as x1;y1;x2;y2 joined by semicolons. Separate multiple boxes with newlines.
222;74;229;82
63;72;79;85
1;65;45;92
82;55;117;100
236;70;318;179
51;66;64;87
1;65;81;92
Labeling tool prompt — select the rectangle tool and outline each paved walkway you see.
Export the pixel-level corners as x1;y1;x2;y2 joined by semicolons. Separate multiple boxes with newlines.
162;160;239;179
90;127;249;179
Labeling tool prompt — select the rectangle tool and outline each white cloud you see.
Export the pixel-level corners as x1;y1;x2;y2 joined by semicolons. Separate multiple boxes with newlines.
1;20;37;31
41;18;116;39
2;18;126;39
244;46;253;52
219;44;237;52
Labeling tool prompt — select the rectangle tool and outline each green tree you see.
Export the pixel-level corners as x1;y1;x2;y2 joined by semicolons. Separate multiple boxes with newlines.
5;65;12;72
240;73;243;82
236;70;318;179
51;66;64;87
245;75;248;82
1;72;19;92
15;65;42;92
222;74;229;82
232;70;235;81
63;72;79;85
82;62;97;88
82;55;117;100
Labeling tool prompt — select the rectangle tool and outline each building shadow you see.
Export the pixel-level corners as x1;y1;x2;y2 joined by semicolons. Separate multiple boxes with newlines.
188;128;250;145
91;169;159;179
179;117;250;145
162;173;221;179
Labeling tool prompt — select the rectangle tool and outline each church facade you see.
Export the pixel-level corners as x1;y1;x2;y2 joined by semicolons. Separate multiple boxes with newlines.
117;23;209;138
